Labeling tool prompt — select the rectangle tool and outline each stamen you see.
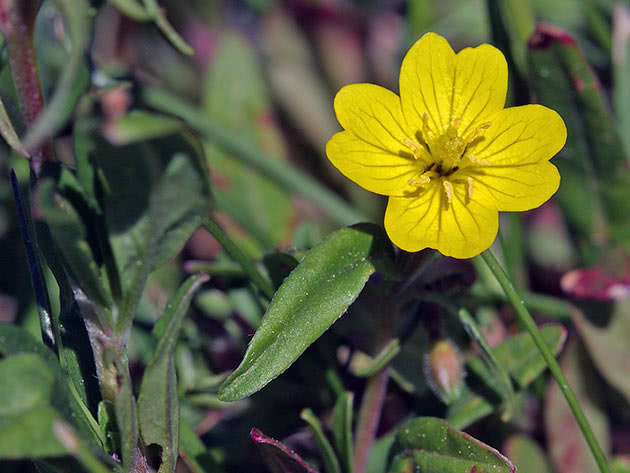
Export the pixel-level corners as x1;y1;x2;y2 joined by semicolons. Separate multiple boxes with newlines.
403;138;425;160
408;175;431;187
467;121;492;142
467;176;474;197
443;180;453;204
450;117;462;129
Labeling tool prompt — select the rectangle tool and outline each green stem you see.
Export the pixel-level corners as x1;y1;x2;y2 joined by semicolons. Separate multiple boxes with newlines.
202;216;275;300
144;88;368;226
465;285;572;319
479;249;609;473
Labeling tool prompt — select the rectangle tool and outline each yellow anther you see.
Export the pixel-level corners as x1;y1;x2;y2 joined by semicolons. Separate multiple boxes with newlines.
451;117;462;129
467;121;492;142
408;175;431;187
443;180;454;204
467;176;474;197
403;138;425;159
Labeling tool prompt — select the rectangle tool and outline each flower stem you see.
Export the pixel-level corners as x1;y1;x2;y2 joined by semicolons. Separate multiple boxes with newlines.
479;249;610;473
353;365;389;473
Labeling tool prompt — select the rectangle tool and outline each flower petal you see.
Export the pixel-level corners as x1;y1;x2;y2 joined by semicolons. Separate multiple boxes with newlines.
465;104;566;211
384;181;498;258
452;44;508;137
327;83;419;195
400;33;456;134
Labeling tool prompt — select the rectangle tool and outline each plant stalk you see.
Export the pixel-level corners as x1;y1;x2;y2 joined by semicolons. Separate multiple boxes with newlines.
479;249;609;473
0;0;55;165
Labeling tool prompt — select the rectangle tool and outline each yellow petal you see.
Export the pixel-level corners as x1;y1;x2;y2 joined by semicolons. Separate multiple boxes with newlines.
452;44;508;137
384;181;499;258
327;83;419;195
399;33;455;135
465;104;566;211
399;33;507;136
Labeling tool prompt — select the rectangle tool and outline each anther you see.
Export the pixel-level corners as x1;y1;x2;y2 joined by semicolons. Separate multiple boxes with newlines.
443;180;453;204
408;175;431;187
422;113;433;140
467;121;492;142
403;138;425;159
467;154;491;166
467;176;474;197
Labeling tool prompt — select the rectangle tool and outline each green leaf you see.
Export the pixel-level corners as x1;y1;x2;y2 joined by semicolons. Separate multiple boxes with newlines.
38;176;113;310
388;417;515;473
218;223;394;401
203;33;293;251
0;354;55;416
447;324;567;428
301;409;341;473
504;434;553;473
24;0;91;150
92;131;212;333
179;419;223;473
142;0;194;55
138;273;209;473
544;337;610;473
351;339;401;378
0;325;103;448
0;407;66;458
332;393;354;473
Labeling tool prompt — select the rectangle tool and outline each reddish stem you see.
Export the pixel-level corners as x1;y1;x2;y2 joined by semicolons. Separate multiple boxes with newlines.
0;0;54;165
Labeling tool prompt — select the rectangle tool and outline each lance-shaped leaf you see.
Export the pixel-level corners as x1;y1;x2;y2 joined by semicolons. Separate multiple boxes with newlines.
138;273;209;473
332;392;354;473
251;428;320;473
388;417;516;473
218;223;394;401
92;131;212;333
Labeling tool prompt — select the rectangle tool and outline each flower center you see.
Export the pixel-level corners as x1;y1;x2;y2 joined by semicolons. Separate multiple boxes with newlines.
404;114;491;204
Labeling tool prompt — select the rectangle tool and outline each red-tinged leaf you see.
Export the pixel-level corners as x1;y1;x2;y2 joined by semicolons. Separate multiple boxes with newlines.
251;428;320;473
545;337;610;473
561;267;630;300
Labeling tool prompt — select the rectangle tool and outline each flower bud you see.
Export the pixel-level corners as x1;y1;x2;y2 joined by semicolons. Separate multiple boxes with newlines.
424;339;465;405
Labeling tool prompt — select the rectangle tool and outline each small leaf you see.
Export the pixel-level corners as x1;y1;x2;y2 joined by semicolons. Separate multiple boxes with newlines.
389;417;516;473
218;223;394;401
352;339;401;378
332;392;354;473
301;409;341;473
179;419;222;473
0;354;54;416
138;273;209;473
504;434;553;473
251;428;321;473
114;369;138;472
0;407;66;458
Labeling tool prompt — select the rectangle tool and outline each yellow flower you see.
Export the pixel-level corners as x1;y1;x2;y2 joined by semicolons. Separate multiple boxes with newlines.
326;33;566;258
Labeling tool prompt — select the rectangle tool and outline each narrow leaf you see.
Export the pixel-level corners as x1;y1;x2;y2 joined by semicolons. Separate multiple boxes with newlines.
251;428;321;473
0;94;28;156
332;393;354;473
218;223;393;401
138;273;209;473
301;409;341;473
